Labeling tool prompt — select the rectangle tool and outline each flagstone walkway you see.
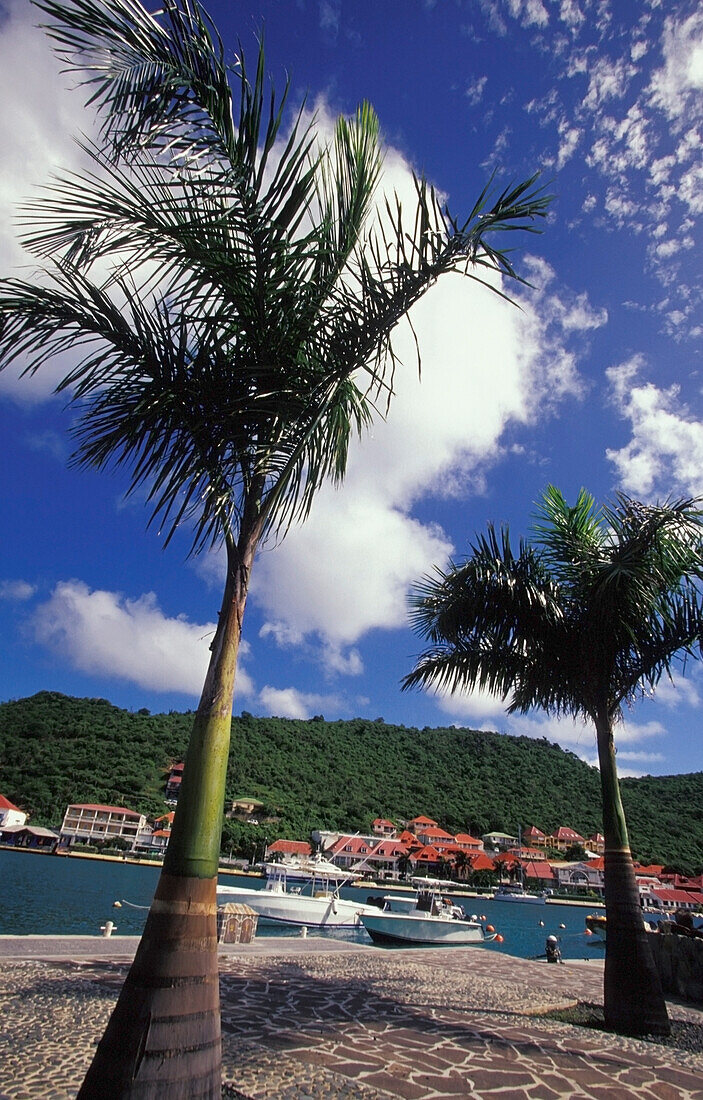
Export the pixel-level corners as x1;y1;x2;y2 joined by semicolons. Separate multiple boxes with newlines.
0;938;701;1099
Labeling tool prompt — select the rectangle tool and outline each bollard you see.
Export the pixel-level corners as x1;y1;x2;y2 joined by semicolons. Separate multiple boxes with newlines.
100;920;115;937
300;925;308;938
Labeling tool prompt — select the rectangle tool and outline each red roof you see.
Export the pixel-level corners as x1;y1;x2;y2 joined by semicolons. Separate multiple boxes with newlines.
267;839;311;856
407;815;438;828
523;825;545;839
0;795;22;812
552;826;585;841
522;860;556;880
650;888;703;905
329;836;372;856
68;804;142;817
586;857;605;870
170;763;185;773
397;830;423;848
370;840;408;857
454;833;481;846
412;844;442;862
372;818;395;828
415;826;455;841
467;853;496;871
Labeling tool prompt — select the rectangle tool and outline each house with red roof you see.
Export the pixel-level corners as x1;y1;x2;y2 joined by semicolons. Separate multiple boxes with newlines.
60;803;147;849
410;844;442;870
407;815;438;832
454;832;483;851
372;818;396;837
165;762;184;803
265;839;312;860
521;860;557;886
134;812;175;854
0;794;27;829
641;887;703;915
586;833;605;855
414;824;455;846
522;825;547;848
327;835;376;868
547;826;586;852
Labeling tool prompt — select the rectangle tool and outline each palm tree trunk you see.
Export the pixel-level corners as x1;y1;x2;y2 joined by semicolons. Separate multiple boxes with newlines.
78;529;259;1099
594;710;670;1037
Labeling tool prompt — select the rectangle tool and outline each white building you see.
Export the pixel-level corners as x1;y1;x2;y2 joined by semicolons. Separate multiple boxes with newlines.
0;794;27;829
60;803;147;849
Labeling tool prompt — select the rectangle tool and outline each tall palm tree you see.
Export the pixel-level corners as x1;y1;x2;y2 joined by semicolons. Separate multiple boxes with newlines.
404;486;703;1037
0;2;549;1094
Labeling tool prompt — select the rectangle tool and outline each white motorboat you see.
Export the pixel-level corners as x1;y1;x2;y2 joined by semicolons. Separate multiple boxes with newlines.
216;862;378;929
360;879;497;946
493;883;548;904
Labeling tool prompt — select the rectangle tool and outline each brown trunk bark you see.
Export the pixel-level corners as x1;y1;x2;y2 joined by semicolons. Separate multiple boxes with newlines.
595;710;670;1037
78;527;261;1098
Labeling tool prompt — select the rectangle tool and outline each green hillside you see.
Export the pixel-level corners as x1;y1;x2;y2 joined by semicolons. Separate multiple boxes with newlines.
0;691;701;870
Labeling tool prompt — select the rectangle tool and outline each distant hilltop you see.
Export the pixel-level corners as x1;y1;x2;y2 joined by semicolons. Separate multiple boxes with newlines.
0;691;701;871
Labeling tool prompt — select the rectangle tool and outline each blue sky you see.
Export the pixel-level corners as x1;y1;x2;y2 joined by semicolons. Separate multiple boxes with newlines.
1;0;703;778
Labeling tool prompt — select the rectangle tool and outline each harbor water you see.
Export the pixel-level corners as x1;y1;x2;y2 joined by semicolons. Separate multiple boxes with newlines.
0;848;604;960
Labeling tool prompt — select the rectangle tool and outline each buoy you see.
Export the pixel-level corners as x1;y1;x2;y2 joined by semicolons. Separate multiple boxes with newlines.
559;923;566;929
585;928;593;936
471;914;478;921
113;900;122;908
486;924;495;933
480;914;487;921
495;934;504;943
538;920;544;927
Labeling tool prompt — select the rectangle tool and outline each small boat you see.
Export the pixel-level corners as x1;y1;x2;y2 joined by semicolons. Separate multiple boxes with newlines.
216;861;378;929
585;912;607;940
493;883;548;905
360;878;497;947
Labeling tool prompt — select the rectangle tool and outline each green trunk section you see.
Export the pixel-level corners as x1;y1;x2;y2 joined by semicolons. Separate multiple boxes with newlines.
163;711;234;879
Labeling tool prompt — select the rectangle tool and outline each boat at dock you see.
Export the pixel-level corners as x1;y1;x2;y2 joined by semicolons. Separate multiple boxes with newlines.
216;860;378;929
493;883;548;904
360;878;498;946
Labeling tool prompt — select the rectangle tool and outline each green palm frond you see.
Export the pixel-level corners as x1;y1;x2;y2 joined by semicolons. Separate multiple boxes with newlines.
34;0;237;164
404;485;703;724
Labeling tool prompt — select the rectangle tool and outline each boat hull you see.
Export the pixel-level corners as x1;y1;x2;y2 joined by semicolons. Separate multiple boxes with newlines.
493;888;546;905
360;912;493;946
217;884;375;928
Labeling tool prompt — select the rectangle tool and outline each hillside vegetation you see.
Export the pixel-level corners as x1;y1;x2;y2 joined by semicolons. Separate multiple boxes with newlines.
1;692;701;870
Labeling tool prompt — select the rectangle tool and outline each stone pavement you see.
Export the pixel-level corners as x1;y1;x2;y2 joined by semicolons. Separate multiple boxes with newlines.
0;937;701;1099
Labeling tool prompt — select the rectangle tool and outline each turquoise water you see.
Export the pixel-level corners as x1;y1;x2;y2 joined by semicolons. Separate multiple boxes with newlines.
0;848;604;960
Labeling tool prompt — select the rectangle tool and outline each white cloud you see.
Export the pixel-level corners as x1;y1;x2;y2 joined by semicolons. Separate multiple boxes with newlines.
257;685;342;720
30;580;254;698
0;1;98;401
606;357;703;497
0;579;37;602
466;75;488;106
649;11;703;121
247;135;595;673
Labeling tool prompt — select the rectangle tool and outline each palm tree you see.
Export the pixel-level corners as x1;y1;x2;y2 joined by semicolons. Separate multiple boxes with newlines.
0;2;549;1094
404;486;703;1037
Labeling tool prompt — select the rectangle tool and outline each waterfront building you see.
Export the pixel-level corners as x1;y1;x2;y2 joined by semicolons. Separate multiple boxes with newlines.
0;824;58;850
372;818;396;837
59;803;147;849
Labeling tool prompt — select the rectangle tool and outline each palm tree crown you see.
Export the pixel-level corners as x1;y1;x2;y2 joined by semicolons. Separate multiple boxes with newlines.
404;486;703;723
